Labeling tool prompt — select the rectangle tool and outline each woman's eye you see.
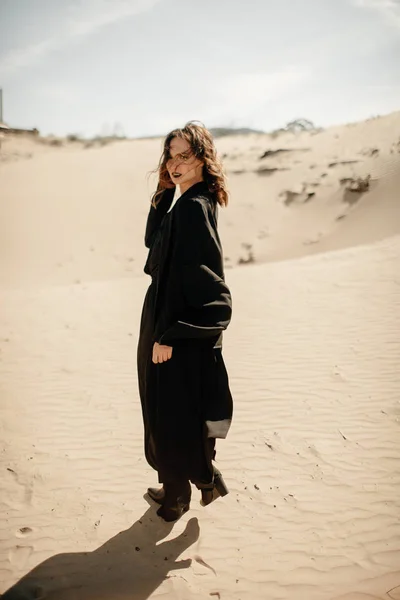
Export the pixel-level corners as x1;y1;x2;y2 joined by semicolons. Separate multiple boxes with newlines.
166;153;190;164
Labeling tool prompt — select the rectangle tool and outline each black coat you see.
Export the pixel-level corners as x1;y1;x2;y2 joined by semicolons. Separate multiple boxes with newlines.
145;181;232;347
138;181;233;484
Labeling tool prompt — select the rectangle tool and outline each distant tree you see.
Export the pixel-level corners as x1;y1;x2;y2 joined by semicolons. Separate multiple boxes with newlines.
67;133;81;142
284;119;317;132
210;127;264;138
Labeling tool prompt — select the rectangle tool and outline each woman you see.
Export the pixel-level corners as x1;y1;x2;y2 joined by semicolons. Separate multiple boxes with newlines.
137;121;233;522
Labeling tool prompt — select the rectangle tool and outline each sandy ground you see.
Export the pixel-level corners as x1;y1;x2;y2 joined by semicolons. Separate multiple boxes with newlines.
1;112;400;599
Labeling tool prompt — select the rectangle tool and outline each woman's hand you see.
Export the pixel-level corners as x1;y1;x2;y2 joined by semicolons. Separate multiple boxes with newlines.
152;342;173;364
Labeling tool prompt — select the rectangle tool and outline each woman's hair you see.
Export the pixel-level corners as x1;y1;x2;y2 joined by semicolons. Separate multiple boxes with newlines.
151;121;229;208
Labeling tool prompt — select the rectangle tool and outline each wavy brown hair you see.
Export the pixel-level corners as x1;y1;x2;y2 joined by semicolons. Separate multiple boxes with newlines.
151;121;229;208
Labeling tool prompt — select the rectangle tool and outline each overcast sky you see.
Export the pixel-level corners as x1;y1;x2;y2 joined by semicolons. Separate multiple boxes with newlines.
0;0;399;137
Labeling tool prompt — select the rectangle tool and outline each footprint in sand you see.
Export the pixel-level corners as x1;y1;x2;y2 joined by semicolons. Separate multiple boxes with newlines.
16;527;33;539
9;545;34;569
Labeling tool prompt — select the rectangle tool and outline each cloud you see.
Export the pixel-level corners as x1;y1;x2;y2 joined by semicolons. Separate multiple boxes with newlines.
202;68;312;126
353;0;400;27
0;0;162;77
66;0;161;36
0;38;59;75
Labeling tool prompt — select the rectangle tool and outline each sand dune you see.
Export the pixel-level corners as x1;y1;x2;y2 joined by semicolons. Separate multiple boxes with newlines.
1;111;400;286
1;112;400;599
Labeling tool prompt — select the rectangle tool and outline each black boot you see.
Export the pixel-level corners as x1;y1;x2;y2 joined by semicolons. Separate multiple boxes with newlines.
147;486;165;505
200;468;228;506
157;480;191;522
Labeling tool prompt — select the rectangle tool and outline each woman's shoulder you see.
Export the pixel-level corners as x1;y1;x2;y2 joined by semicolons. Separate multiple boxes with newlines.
175;195;216;228
178;184;215;211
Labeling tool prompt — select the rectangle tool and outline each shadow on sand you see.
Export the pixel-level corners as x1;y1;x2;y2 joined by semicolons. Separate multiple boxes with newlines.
2;502;200;600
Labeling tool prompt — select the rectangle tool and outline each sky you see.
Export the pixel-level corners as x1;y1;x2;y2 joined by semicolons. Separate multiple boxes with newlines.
0;0;399;138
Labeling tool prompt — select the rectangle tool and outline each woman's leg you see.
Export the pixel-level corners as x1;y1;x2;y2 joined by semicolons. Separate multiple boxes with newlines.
156;479;191;522
200;466;229;506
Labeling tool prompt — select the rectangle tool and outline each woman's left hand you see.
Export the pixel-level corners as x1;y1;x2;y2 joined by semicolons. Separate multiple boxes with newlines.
152;342;173;364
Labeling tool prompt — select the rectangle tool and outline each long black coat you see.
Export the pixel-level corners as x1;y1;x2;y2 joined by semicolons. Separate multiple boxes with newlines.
137;181;233;485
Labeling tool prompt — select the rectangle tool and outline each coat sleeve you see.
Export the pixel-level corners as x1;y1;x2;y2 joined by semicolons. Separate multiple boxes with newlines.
144;185;175;248
155;198;232;345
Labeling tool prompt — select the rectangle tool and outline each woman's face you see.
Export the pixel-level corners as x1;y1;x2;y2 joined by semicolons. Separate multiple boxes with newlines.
166;136;204;191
